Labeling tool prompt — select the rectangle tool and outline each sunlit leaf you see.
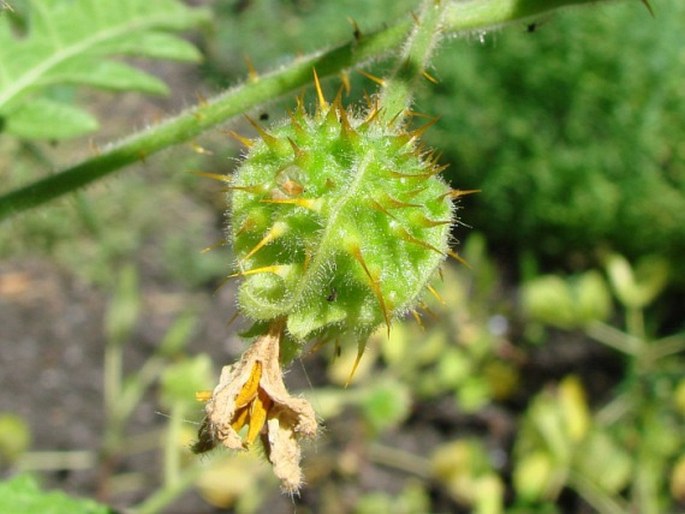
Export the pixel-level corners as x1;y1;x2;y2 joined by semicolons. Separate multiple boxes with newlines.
0;0;209;140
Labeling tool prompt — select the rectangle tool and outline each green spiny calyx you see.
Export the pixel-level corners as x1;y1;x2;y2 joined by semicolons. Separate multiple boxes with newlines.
229;88;456;345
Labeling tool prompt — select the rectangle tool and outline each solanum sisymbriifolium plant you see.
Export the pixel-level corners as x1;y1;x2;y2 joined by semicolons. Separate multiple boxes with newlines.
0;0;659;508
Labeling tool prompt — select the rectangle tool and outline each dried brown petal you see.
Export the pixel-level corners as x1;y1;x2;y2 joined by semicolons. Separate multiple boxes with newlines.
195;320;318;492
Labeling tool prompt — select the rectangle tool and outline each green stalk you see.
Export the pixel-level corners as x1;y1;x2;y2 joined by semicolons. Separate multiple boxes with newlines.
163;403;185;488
102;336;124;453
585;320;640;356
377;0;448;123
0;0;637;220
568;470;628;514
133;461;207;514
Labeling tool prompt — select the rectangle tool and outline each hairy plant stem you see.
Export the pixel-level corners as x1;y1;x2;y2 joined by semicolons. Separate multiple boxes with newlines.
377;0;447;123
0;0;628;220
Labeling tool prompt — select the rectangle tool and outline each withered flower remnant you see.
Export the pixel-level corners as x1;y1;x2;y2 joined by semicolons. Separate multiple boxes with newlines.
194;320;317;493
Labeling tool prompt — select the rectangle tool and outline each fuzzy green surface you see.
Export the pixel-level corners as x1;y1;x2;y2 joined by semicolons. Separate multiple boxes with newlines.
229;103;453;342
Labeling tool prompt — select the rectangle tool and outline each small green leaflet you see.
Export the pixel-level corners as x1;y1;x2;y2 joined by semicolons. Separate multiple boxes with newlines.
0;475;112;514
0;0;209;140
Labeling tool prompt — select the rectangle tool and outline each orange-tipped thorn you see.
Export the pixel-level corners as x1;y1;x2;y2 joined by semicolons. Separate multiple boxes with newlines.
288;109;307;136
441;189;481;200
340;70;351;95
345;340;366;387
407;117;439;140
192;171;231;183
350;245;391;338
348;17;362;41
228;264;287;279
404;186;429;199
234;216;259;237
418;301;438;320
286;137;311;166
201;239;228;254
226;184;264;195
413;213;452;228
240;222;288;263
338;104;359;143
244;54;259;82
387;109;406;128
421;69;439;84
89;138;102;156
190;143;213;155
641;0;654;16
406;110;435;120
448;249;472;269
383;195;422;209
410;309;425;330
357;69;386;87
224;129;254;148
260;197;321;211
360;96;383;128
387;165;442;180
426;284;446;305
226;310;240;329
286;136;302;155
313;68;328;112
395;226;445;257
195;91;209;108
245;115;285;153
369;197;398;221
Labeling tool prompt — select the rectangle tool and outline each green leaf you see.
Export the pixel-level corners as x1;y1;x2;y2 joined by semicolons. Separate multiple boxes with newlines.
360;379;411;433
5;97;98;139
159;354;214;410
0;474;111;514
42;60;169;94
0;0;209;140
104;265;140;347
99;31;203;61
0;414;31;464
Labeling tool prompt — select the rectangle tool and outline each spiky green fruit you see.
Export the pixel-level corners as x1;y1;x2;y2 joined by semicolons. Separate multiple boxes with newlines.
229;96;455;345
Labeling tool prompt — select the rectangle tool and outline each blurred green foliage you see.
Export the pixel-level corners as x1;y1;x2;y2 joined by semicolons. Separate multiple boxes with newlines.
0;414;31;465
423;2;685;278
0;474;110;514
202;0;415;82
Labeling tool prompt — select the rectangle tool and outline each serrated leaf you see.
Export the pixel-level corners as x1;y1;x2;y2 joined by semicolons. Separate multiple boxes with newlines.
98;31;203;62
0;0;209;140
5;97;98;139
40;60;169;94
0;474;111;514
